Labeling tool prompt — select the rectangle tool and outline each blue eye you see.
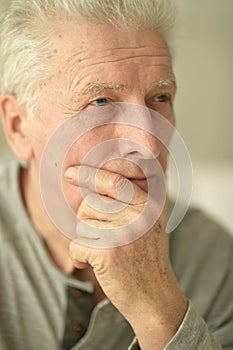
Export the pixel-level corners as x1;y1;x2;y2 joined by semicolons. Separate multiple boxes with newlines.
90;98;109;106
155;94;170;103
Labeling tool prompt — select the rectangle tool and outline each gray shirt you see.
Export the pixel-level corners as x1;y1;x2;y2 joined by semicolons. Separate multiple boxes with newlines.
0;161;232;350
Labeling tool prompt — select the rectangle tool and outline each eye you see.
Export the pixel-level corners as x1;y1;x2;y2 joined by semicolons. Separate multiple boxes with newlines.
154;94;170;103
90;98;110;106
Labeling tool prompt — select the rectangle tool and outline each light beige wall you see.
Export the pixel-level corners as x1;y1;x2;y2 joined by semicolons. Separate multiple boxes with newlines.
167;0;233;233
174;0;233;162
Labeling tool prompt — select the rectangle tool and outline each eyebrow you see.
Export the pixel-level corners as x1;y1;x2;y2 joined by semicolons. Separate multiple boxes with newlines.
79;76;176;96
82;82;125;95
150;76;177;90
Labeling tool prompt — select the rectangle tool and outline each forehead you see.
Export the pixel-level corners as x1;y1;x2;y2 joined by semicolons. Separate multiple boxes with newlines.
47;20;173;99
51;20;172;68
53;20;170;52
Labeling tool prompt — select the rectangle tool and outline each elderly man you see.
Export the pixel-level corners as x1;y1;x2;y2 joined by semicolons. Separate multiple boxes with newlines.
0;0;232;349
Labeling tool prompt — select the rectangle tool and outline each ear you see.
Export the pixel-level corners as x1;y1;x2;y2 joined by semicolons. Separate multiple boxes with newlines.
0;94;34;161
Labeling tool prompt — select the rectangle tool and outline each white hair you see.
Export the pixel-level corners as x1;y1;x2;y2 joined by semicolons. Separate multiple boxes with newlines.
0;0;178;118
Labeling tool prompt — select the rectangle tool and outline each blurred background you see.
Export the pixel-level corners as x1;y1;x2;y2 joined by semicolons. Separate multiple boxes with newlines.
0;0;232;233
168;0;233;233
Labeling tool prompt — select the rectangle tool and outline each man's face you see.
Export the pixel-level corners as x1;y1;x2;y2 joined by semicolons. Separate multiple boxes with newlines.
28;21;176;212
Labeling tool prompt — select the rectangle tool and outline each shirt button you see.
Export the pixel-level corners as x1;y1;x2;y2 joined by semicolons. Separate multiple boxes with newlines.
72;322;84;334
72;289;84;298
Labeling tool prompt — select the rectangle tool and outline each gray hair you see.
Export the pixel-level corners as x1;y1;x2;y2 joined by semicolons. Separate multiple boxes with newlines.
0;0;177;118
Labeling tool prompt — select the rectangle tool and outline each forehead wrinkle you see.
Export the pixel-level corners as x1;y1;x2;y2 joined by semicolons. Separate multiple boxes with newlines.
63;53;87;77
65;44;168;59
80;54;171;68
62;43;170;73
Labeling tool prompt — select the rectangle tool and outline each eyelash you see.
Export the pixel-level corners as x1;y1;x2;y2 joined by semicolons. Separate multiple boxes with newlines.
154;94;171;103
88;94;171;107
89;98;110;106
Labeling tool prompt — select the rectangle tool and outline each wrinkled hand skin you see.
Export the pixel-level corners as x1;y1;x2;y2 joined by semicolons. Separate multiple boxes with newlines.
68;166;188;350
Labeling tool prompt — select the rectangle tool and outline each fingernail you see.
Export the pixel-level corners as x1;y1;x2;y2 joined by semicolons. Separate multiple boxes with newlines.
64;167;77;181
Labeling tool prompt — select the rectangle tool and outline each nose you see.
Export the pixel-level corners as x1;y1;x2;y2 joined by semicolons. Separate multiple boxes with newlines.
113;133;160;161
111;102;161;160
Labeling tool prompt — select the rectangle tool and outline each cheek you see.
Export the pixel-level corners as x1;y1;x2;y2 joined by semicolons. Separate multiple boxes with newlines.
61;125;119;213
61;132;100;214
62;125;113;170
29;116;66;168
30;130;50;167
62;134;96;170
158;145;169;172
62;180;83;214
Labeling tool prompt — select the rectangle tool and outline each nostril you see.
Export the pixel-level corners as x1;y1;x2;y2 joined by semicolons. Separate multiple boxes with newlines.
128;151;140;156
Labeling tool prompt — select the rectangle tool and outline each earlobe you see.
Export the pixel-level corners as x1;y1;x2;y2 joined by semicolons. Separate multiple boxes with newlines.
0;94;34;161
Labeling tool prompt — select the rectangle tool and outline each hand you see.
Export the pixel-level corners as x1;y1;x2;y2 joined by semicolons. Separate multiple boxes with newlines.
66;165;188;350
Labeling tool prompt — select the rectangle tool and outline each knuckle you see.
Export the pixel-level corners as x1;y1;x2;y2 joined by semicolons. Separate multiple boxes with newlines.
108;174;123;190
79;166;94;186
77;200;89;219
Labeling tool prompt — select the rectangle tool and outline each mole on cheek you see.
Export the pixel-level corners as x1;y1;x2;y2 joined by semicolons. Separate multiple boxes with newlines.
53;49;58;54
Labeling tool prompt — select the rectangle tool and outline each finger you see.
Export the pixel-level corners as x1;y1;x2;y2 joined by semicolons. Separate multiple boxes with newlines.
65;165;147;204
77;192;145;222
76;219;136;248
69;239;93;268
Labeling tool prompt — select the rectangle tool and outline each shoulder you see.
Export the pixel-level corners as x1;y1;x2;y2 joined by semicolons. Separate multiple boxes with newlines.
0;160;19;194
0;160;21;241
170;206;233;264
170;206;233;315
